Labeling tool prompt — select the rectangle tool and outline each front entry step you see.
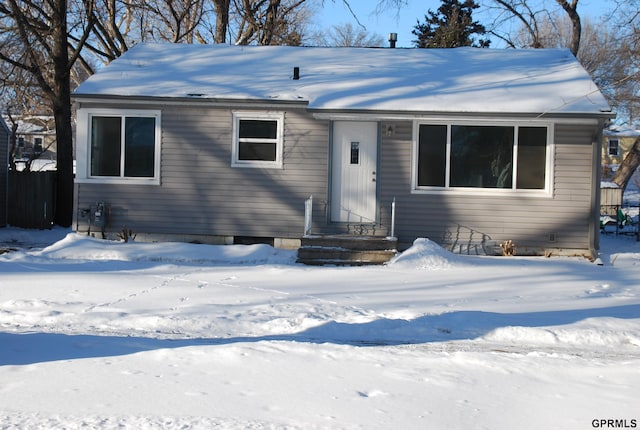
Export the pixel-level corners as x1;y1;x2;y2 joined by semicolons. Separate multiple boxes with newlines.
297;235;398;266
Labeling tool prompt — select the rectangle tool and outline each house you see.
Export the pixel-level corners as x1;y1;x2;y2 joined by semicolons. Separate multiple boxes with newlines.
2;115;57;171
602;126;640;178
72;43;613;258
0;115;8;227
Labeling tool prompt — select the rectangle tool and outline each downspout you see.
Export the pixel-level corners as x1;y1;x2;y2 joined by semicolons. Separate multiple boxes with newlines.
590;120;606;260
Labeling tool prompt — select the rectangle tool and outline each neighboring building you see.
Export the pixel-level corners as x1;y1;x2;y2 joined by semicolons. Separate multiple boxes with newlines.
602;126;640;178
3;115;57;171
0;115;9;227
72;44;613;258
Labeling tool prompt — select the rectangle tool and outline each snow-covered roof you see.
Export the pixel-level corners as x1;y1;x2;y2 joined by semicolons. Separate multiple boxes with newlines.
604;126;640;138
1;115;55;135
74;43;612;116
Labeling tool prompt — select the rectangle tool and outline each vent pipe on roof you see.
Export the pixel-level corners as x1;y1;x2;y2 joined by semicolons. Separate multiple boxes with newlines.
293;66;300;80
388;33;397;48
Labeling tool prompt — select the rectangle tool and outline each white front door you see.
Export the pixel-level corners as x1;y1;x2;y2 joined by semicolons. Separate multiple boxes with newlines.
331;121;378;223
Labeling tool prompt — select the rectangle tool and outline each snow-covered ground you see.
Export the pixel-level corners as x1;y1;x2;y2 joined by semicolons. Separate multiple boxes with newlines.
1;228;639;429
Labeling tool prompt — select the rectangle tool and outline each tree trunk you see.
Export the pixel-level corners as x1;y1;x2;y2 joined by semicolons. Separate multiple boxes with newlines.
213;0;230;43
556;0;581;56
612;136;640;191
52;0;74;227
7;117;18;172
259;0;281;46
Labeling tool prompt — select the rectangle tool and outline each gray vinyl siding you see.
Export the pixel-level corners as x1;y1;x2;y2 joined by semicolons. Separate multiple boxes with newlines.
75;99;602;255
379;121;599;253
75;103;330;239
0;117;8;227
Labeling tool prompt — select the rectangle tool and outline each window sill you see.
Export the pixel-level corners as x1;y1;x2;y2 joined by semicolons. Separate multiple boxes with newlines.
76;177;161;186
411;187;552;198
231;161;283;169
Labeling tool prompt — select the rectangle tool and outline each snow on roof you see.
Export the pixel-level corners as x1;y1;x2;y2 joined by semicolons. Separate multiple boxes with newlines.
1;116;55;135
600;181;620;189
604;126;640;138
74;43;611;116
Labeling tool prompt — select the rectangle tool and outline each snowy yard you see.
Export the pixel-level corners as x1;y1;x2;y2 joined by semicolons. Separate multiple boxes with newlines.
1;228;639;429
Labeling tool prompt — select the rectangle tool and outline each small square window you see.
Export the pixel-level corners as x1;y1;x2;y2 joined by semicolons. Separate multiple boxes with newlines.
232;112;284;168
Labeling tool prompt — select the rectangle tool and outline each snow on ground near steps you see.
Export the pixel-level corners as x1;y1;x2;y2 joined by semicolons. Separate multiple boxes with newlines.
0;228;639;429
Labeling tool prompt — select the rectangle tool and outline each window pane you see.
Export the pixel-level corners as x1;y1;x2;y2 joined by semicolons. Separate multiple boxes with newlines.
450;125;513;188
350;142;360;165
124;117;156;177
517;127;547;189
91;116;121;176
239;141;277;161
417;124;447;186
239;120;277;139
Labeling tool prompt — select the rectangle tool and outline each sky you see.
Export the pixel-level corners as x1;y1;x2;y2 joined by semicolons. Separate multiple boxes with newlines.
315;0;618;48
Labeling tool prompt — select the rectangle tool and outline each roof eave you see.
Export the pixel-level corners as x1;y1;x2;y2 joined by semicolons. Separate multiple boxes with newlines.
72;93;615;122
309;108;616;122
72;93;310;109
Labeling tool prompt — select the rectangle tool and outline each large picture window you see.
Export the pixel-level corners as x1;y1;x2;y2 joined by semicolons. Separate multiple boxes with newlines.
232;112;284;168
415;122;550;193
86;110;161;183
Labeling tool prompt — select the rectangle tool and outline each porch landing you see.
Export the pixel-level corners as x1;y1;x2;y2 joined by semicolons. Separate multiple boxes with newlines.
297;235;398;266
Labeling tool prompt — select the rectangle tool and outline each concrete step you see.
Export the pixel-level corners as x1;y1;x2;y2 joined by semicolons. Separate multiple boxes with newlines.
297;235;398;266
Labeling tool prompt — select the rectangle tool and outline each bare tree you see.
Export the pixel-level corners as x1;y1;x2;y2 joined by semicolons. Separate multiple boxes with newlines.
613;137;640;190
487;0;580;55
4;110;20;173
233;0;308;45
483;0;545;48
310;22;384;47
232;0;408;46
555;0;580;55
607;0;640;190
612;0;640;127
72;0;213;65
0;0;94;227
134;0;209;43
213;0;231;43
70;0;131;65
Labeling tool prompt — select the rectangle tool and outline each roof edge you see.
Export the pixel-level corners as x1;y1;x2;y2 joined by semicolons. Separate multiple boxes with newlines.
72;94;309;109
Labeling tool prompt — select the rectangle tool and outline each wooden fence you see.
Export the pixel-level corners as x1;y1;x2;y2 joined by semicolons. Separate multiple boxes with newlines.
7;171;56;229
600;186;623;216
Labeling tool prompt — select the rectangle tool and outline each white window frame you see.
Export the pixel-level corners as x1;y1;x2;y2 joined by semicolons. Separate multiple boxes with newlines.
76;108;162;185
608;139;620;156
232;111;284;168
411;119;554;197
